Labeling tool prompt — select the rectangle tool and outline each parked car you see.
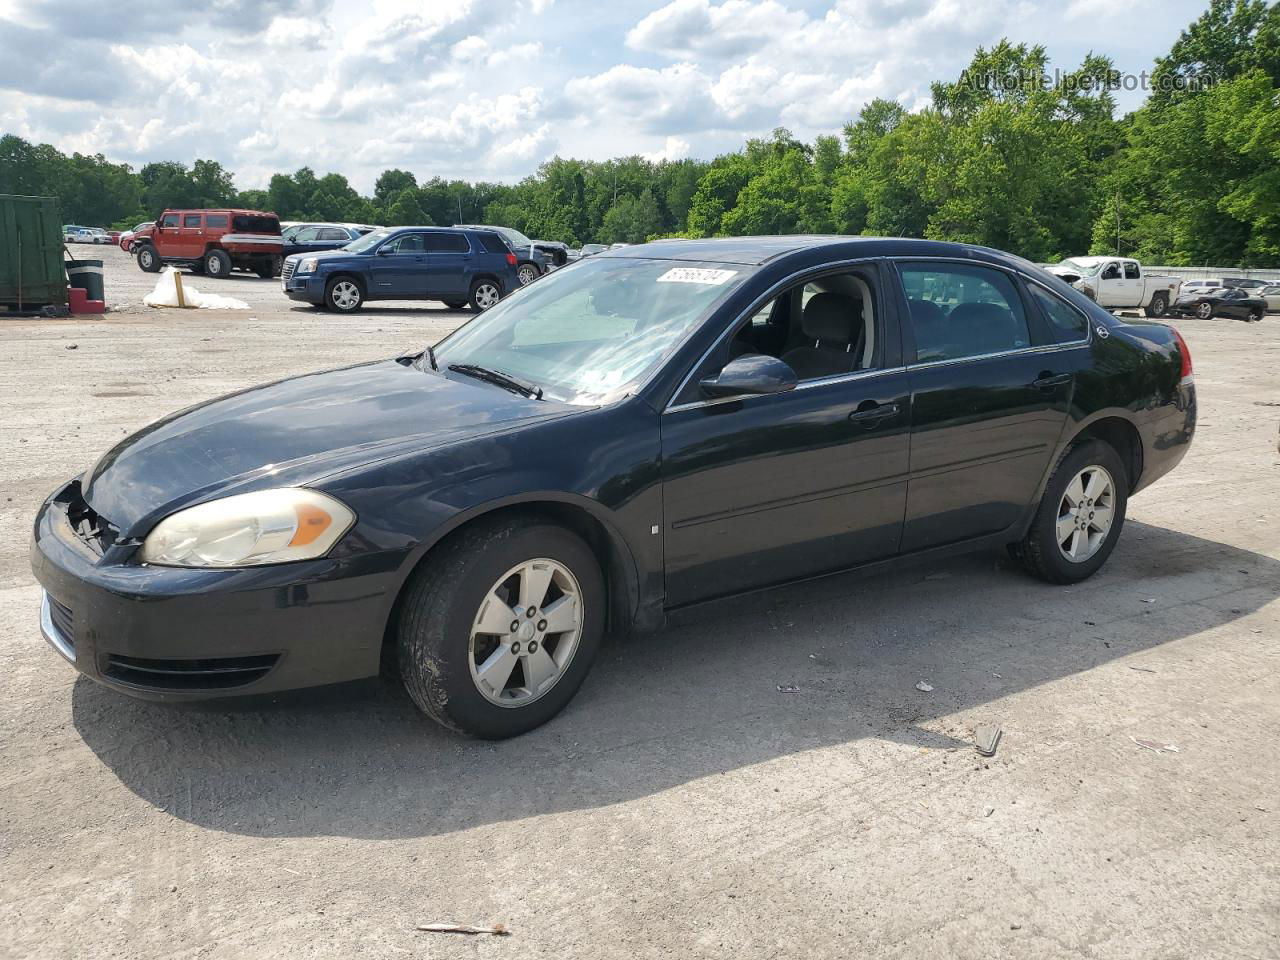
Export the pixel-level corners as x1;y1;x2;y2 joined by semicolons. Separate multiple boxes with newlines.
1179;279;1224;294
119;222;154;252
132;209;283;278
533;239;571;267
1258;284;1280;312
454;224;551;285
280;223;371;258
1171;286;1266;321
1047;257;1181;317
281;225;519;313
63;227;94;244
83;227;112;245
32;235;1196;738
1220;277;1267;290
579;243;608;257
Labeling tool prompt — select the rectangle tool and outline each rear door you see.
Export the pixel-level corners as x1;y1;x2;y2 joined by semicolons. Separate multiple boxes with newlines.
422;231;472;298
1118;261;1145;306
177;213;205;259
895;260;1074;552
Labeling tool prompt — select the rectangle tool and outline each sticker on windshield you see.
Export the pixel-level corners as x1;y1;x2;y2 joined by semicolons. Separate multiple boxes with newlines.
656;267;738;285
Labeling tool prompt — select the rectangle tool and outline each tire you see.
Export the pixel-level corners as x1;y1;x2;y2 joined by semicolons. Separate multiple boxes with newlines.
1247;308;1263;323
443;299;468;310
1082;287;1097;302
203;249;232;278
397;517;605;739
1196;302;1214;320
1144;294;1167;318
517;262;539;286
136;245;161;273
469;279;502;311
1010;438;1129;585
254;258;278;280
325;276;363;313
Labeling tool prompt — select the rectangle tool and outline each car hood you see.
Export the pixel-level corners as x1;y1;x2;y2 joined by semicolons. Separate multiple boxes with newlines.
285;248;358;262
83;360;573;536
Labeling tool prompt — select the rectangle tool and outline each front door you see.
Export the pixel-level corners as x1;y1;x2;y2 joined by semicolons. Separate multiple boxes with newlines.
661;263;910;607
368;233;431;297
894;260;1073;552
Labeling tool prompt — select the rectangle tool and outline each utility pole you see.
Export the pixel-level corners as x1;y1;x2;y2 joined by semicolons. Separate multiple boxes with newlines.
1115;192;1121;256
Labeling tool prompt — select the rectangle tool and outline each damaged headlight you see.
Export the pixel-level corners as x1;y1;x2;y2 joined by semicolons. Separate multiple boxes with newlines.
297;257;320;274
140;489;355;567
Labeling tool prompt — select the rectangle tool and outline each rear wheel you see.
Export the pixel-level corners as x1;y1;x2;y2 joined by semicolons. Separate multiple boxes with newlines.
1010;439;1128;585
469;279;501;311
443;299;467;310
136;245;161;273
254;257;279;279
325;276;363;313
1248;308;1263;323
1195;302;1214;320
397;517;605;739
1144;294;1168;317
517;262;539;286
203;249;232;278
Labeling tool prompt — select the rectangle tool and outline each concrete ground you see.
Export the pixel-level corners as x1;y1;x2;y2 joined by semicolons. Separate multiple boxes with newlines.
2;245;1278;959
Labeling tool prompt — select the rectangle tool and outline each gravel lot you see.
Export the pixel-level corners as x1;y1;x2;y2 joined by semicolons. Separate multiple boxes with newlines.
2;245;1278;959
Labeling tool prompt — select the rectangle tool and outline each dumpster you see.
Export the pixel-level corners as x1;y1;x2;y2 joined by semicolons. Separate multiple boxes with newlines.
66;259;105;301
0;194;67;311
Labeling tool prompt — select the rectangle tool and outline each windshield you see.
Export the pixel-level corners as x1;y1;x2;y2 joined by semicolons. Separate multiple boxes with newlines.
343;229;391;253
433;257;750;404
497;226;533;247
1057;259;1101;276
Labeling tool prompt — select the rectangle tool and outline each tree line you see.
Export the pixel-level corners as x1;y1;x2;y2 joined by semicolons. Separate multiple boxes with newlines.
1;0;1275;266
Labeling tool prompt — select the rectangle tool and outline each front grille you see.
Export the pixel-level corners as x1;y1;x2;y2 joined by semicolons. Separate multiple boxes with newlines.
281;259;296;282
47;596;75;648
105;653;280;691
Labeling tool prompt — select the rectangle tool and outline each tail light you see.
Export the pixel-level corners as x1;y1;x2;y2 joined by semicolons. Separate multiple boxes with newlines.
506;253;517;267
1169;325;1193;380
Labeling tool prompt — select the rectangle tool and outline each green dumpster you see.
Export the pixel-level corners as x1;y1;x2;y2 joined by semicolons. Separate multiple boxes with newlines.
66;259;105;301
0;194;67;311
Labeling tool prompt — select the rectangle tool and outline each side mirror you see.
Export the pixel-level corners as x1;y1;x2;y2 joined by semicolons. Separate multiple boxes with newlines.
376;246;394;255
699;353;798;399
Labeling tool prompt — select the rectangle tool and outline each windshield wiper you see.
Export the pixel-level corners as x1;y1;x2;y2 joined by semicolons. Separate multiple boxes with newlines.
448;363;543;400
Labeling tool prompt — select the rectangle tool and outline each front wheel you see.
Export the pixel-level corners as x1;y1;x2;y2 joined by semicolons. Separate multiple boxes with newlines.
1144;294;1168;318
1010;439;1128;585
136;246;161;273
397;518;605;739
325;276;363;313
469;279;501;311
443;299;468;310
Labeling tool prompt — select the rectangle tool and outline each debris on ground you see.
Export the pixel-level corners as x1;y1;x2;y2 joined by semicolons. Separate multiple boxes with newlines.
64;344;78;350
776;683;799;693
1141;598;1157;604
416;922;510;936
143;267;249;309
975;724;1002;757
1130;736;1179;754
984;806;995;817
1128;665;1157;674
915;681;934;692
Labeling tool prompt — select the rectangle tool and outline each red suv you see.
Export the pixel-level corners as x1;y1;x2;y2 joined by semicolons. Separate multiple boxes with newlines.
133;209;284;279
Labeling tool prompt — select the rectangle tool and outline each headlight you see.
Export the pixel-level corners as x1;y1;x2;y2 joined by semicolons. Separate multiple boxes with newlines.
297;257;320;274
140;489;355;568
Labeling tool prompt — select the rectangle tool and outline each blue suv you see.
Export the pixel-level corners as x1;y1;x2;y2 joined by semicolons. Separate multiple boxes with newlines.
281;226;520;313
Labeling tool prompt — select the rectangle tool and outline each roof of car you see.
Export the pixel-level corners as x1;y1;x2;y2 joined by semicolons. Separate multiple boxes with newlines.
595;235;1032;267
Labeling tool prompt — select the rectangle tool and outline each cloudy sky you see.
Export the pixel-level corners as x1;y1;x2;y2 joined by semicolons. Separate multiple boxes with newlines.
0;0;1207;191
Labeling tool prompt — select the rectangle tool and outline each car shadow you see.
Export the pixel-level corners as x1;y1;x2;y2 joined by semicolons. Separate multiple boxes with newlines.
71;521;1279;839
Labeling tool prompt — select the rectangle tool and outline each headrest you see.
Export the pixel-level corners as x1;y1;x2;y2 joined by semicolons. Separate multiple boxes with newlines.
948;301;1012;327
908;298;946;327
802;292;859;342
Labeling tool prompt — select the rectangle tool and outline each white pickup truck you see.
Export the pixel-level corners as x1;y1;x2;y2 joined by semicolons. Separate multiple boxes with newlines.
1047;257;1182;318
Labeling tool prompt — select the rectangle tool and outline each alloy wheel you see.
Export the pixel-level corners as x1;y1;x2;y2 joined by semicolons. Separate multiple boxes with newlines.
330;281;360;310
474;283;500;309
468;558;583;707
518;264;538;285
1056;465;1116;563
1196;302;1213;319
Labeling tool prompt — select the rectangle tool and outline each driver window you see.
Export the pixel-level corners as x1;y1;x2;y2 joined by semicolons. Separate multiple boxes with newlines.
721;269;879;382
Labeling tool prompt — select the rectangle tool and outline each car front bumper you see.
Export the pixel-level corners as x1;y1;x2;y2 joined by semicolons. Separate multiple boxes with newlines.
282;272;326;304
30;480;386;702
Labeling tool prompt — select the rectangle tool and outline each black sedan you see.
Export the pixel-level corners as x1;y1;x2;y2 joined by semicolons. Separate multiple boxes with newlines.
32;237;1197;738
1172;286;1266;322
280;223;375;258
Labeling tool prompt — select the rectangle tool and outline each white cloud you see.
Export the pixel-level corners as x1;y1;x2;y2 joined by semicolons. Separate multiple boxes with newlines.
642;135;692;162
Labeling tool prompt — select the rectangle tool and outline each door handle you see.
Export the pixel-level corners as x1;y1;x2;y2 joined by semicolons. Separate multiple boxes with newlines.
1031;373;1072;389
848;402;899;424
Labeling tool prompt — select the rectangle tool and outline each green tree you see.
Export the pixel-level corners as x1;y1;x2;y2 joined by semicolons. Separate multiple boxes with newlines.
384;187;430;226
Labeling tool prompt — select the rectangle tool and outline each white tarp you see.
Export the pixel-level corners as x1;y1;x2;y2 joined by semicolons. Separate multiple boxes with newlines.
143;267;249;309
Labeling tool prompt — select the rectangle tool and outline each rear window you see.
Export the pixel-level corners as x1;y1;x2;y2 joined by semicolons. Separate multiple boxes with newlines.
317;227;350;242
206;214;228;228
425;232;470;253
231;215;280;234
476;231;510;255
183;214;202;227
